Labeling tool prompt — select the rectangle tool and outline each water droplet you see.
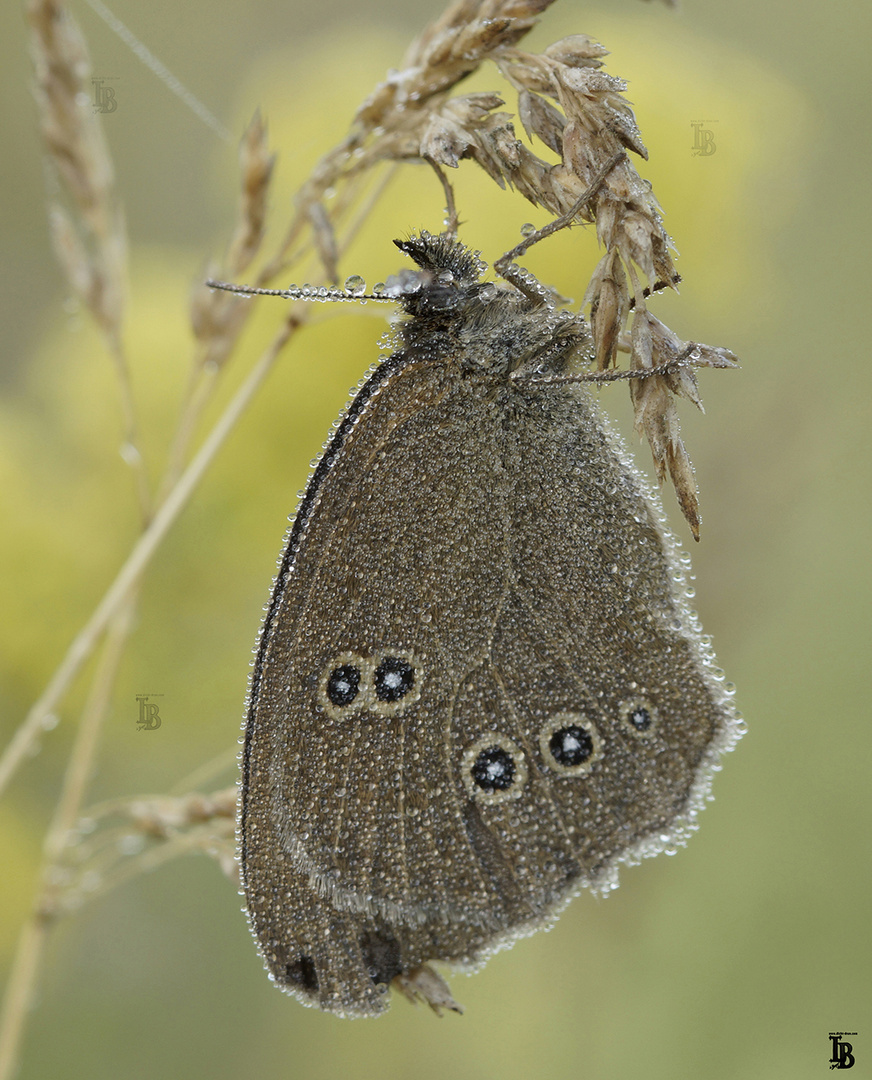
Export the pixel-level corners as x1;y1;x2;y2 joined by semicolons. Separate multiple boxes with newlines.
119;442;141;466
344;275;366;296
520;222;536;237
118;834;145;856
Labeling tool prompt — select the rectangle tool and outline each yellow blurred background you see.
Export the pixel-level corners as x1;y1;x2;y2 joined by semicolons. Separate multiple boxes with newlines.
0;1;868;1078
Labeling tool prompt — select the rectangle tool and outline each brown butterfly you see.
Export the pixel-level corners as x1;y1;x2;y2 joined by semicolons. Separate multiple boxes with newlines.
233;232;742;1016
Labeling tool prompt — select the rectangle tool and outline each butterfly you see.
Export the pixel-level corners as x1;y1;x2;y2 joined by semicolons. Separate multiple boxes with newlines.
235;232;741;1016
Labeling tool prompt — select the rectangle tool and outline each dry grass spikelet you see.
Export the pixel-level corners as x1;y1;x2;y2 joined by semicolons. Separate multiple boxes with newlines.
27;0;126;343
37;788;239;922
254;0;738;534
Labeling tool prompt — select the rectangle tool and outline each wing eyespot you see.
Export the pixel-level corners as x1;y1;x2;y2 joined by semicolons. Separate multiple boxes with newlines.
619;696;659;736
369;650;423;716
461;734;528;804
317;649;423;719
317;652;373;719
538;711;603;776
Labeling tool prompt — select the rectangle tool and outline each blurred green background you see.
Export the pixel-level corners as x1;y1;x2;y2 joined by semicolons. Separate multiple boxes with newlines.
1;1;869;1078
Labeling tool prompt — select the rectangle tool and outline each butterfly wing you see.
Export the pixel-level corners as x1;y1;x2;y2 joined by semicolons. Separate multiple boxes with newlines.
240;354;738;1015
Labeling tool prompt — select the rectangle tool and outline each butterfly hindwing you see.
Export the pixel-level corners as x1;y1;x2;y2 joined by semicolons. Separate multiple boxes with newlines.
240;345;734;1015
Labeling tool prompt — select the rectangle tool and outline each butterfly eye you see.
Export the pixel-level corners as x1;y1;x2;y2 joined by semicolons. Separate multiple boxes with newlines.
619;697;658;736
462;734;528;804
539;712;603;776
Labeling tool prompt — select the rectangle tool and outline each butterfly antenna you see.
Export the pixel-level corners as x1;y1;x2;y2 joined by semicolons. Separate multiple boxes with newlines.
205;279;396;303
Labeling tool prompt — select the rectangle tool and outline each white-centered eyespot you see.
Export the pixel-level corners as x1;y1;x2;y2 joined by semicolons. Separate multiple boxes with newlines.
317;649;422;719
462;734;528;805
538;712;603;776
619;696;659;737
369;649;423;716
318;652;373;719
